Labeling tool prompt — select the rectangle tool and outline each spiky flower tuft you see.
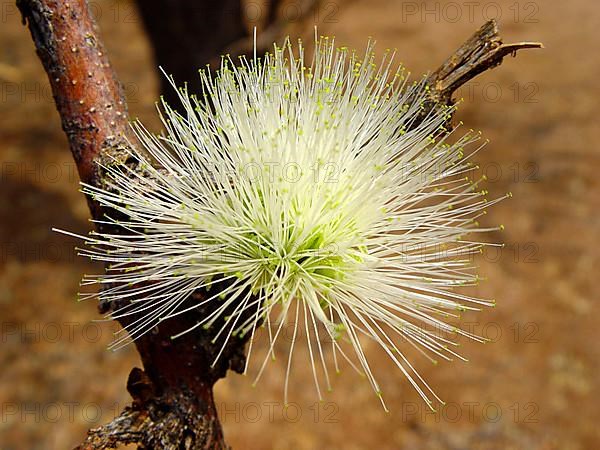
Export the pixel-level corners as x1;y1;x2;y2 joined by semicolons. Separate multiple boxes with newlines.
61;37;507;410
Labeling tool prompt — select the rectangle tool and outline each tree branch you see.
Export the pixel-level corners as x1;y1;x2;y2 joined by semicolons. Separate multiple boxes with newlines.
134;0;247;106
426;19;543;104
15;0;134;220
17;1;242;449
17;1;540;448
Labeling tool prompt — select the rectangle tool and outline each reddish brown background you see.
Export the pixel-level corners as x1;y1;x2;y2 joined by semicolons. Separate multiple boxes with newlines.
0;0;598;449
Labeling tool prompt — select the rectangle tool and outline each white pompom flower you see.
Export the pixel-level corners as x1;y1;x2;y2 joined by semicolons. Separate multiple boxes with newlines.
60;37;507;410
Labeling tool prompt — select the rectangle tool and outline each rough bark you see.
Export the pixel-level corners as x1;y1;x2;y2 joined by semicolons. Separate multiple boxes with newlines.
15;0;134;220
17;0;541;447
426;20;542;104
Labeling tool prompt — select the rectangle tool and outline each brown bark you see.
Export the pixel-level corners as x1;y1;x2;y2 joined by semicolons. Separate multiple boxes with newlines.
15;0;134;221
426;20;543;104
16;1;541;448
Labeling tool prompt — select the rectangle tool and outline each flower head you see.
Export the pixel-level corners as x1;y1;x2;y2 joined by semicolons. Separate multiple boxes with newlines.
62;37;506;410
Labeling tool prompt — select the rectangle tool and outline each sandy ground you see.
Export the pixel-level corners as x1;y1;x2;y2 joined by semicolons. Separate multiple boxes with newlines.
0;0;598;449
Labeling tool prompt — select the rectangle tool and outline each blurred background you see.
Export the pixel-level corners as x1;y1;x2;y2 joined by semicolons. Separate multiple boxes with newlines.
0;0;598;449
